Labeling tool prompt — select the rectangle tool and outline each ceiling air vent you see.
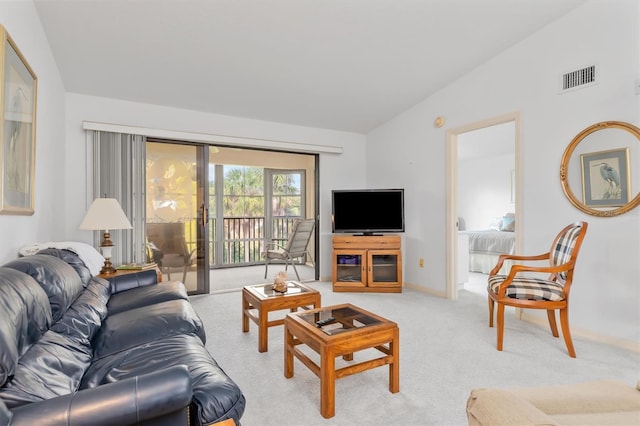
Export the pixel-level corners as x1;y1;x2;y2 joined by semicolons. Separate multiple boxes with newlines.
559;65;597;93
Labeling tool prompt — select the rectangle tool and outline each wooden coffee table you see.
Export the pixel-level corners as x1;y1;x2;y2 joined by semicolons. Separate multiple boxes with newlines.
284;303;399;418
242;281;321;352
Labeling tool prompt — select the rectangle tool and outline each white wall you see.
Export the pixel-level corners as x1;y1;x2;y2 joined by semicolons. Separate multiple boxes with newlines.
458;154;514;230
64;94;367;280
1;1;366;281
0;2;66;263
4;0;638;346
366;0;639;344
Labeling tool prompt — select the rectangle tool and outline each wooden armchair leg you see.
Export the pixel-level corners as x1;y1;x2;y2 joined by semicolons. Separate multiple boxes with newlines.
559;308;576;358
547;309;559;337
488;297;494;328
496;303;505;351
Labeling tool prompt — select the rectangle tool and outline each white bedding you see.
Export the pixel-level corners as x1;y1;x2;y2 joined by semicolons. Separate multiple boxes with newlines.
458;230;515;274
459;230;515;256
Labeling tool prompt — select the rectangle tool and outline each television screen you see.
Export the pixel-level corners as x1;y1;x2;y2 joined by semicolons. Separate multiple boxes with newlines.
331;189;405;235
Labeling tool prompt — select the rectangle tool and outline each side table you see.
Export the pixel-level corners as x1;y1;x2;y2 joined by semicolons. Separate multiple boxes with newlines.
242;281;320;352
284;303;399;418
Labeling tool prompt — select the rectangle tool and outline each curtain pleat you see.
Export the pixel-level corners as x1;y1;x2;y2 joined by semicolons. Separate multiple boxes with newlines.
90;131;146;265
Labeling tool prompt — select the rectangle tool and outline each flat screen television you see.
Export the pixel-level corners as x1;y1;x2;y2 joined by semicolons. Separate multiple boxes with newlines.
331;188;405;235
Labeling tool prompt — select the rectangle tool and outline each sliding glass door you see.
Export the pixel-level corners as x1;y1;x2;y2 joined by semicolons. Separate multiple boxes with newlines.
145;143;317;293
145;141;209;294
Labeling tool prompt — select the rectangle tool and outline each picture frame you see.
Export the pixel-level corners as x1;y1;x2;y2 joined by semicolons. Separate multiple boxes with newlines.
580;147;630;207
0;25;37;215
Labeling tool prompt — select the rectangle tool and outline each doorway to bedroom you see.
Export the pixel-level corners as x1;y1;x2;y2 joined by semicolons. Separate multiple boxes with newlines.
446;113;521;300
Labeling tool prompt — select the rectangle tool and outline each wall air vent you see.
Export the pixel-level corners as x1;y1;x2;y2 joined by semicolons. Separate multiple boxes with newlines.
559;65;597;93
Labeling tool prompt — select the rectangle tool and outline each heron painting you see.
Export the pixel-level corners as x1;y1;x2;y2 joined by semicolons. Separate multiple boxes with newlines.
581;148;630;207
0;25;37;215
592;161;621;200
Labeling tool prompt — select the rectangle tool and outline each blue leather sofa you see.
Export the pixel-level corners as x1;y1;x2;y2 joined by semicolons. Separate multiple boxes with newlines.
0;248;245;425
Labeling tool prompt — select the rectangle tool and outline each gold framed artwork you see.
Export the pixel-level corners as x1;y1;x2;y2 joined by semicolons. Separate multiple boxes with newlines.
580;148;630;208
0;25;37;215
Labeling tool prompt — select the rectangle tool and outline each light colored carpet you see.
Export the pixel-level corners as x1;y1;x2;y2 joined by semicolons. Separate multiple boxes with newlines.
190;279;639;426
180;264;317;293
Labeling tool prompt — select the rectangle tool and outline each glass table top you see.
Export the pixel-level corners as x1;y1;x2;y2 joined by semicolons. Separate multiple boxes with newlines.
248;281;311;298
298;305;382;335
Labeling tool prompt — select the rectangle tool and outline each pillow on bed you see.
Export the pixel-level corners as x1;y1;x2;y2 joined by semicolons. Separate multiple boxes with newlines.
500;213;515;232
488;217;503;231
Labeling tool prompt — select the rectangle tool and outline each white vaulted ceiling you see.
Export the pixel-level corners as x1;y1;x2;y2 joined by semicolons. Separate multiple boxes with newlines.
34;0;585;134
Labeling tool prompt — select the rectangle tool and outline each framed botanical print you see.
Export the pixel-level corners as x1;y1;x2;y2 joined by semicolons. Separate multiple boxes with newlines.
0;25;37;215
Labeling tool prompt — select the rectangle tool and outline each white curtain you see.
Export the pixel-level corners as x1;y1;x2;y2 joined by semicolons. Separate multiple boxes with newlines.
90;131;146;265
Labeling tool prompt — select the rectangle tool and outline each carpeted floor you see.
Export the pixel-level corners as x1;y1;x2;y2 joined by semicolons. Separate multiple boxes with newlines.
180;264;317;293
190;280;639;426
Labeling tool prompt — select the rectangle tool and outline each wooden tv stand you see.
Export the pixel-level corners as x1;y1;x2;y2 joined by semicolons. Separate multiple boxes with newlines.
332;235;402;293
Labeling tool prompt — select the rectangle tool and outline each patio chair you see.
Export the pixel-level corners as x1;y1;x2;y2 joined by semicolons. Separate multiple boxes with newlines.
147;222;195;283
263;219;315;281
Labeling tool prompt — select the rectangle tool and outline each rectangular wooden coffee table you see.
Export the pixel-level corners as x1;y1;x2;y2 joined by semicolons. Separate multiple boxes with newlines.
284;303;399;418
242;281;321;352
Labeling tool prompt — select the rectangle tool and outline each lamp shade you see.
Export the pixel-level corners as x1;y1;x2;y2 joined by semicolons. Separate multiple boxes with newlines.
79;198;133;231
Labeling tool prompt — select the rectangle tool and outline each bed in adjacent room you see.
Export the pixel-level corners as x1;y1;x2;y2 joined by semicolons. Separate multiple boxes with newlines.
458;214;515;274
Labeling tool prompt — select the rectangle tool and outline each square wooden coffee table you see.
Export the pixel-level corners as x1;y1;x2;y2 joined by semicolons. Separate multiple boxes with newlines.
284;303;399;418
242;281;320;352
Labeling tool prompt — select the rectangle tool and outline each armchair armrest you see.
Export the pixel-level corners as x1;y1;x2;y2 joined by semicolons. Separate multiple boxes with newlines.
10;365;192;426
489;252;550;276
264;239;288;252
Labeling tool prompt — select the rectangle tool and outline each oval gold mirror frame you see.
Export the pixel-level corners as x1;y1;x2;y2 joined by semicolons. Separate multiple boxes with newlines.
560;121;640;217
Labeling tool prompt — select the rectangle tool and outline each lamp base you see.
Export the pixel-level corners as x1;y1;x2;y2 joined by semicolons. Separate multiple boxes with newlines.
100;258;116;275
99;239;116;275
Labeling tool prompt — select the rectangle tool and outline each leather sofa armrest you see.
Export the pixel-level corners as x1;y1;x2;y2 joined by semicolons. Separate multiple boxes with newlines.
104;269;159;294
10;365;192;426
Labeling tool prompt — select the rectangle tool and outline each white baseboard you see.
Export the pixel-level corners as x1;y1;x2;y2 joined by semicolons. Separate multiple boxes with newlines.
405;282;639;354
520;311;640;354
404;281;447;298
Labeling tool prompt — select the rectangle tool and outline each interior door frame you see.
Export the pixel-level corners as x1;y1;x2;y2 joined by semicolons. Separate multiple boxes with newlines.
445;112;522;300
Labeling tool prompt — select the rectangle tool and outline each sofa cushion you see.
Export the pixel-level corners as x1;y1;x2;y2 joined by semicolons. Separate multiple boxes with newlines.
107;281;188;315
50;277;110;346
81;333;246;425
35;248;92;288
92;299;206;359
0;268;52;387
467;380;640;426
551;411;640;425
0;330;91;408
512;380;640;415
0;399;11;426
467;388;559;426
488;274;566;301
3;255;83;322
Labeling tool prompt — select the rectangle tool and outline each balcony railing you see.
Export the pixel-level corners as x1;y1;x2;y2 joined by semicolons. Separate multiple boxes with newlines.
210;216;298;267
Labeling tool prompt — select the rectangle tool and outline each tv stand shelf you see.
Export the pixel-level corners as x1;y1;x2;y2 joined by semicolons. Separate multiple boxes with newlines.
332;235;402;293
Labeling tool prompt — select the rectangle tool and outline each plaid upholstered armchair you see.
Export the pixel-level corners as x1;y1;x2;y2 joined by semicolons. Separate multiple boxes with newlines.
487;222;588;357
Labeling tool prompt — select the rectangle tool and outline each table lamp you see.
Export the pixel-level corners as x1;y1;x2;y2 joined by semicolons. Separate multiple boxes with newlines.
79;198;133;274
